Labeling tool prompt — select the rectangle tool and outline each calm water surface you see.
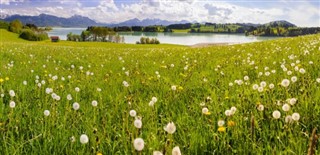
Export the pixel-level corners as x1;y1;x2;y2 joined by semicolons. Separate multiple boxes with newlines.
47;27;280;45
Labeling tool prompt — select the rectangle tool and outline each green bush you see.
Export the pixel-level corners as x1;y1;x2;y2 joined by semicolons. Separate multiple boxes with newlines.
19;29;48;41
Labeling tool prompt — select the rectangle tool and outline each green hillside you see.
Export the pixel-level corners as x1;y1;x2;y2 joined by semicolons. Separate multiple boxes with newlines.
0;29;320;154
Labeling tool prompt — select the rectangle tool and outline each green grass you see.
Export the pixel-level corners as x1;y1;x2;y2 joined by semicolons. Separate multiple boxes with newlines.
0;29;320;154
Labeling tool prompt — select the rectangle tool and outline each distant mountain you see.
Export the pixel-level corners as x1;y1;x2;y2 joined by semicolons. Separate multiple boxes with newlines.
108;18;190;27
263;20;296;28
4;14;104;27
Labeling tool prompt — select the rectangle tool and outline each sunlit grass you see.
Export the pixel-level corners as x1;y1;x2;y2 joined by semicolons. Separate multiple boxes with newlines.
0;29;319;154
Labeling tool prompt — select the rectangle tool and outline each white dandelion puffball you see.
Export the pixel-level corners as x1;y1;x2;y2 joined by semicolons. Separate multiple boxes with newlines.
129;110;136;117
67;94;72;101
272;110;281;119
153;151;163;155
252;84;259;90
9;101;16;108
292;113;300;121
244;76;249;81
133;138;144;151
282;104;290;112
9;90;15;97
258;87;264;93
73;102;80;110
285;115;293;123
269;84;275;89
0;94;4;98
291;76;297;83
44;110;50;116
281;79;290;87
171;85;177;91
70;136;76;142
91;100;98;107
230;106;237;114
45;88;53;94
299;68;306;74
75;87;80;92
257;104;264;111
202;107;209;114
80;134;89;144
316;78;320;83
149;100;155;107
134;119;142;129
151;97;158;103
172;146;182;155
123;81;129;87
225;110;232;116
164;122;176;134
218;120;225;127
260;81;267;87
23;81;27;85
289;98;297;105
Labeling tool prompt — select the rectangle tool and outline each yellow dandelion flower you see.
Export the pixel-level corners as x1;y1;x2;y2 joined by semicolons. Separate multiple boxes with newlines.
225;96;229;99
0;78;4;83
227;121;235;127
178;86;183;90
96;153;103;155
60;85;64;88
204;112;211;115
5;77;9;81
218;126;226;132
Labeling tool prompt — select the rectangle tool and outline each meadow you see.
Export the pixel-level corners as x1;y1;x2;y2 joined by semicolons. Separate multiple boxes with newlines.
0;29;319;154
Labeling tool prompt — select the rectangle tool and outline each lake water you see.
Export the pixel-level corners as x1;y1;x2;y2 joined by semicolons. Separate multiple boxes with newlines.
47;28;279;45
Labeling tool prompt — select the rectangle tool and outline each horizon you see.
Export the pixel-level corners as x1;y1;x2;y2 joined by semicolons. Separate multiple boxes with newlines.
1;0;319;27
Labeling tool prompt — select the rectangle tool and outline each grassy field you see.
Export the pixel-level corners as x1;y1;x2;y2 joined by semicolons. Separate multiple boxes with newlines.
0;29;319;154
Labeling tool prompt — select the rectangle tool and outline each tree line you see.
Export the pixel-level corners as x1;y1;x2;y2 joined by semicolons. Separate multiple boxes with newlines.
0;20;49;41
67;26;124;43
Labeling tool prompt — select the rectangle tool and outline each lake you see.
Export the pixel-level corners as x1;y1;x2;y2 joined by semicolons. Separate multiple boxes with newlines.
47;28;279;45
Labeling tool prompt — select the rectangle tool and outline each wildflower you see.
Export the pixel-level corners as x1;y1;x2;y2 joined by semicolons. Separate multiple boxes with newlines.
292;113;300;121
289;98;297;105
285;115;293;123
153;151;163;155
96;153;103;155
9;90;15;97
92;100;98;107
172;146;181;155
123;81;129;87
164;122;176;134
218;126;226;132
70;136;75;142
45;88;53;94
281;79;290;87
75;87;80;92
272;110;281;119
269;84;274;89
5;77;9;81
257;104;264;111
202;107;211;115
0;94;4;98
230;106;237;114
299;68;306;74
73;102;80;110
134;118;142;129
282;104;290;112
152;97;158;103
227;121;235;127
9;101;16;108
290;76;297;83
316;78;320;83
129;110;137;117
258;87;264;92
244;76;249;81
80;134;89;144
23;81;27;85
171;85;177;91
133;138;144;151
97;88;102;92
67;94;72;101
149;101;155;107
217;120;225;127
0;78;4;83
225;110;232;116
260;81;267;87
252;84;259;90
44;110;50;116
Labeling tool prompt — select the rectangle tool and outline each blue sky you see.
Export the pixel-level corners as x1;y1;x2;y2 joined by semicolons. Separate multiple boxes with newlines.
1;0;319;26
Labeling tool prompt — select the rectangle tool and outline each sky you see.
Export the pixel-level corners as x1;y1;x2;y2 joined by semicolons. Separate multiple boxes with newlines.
0;0;319;27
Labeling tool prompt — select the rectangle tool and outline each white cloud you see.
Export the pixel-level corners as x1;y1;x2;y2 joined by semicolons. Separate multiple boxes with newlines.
0;0;24;5
1;0;319;26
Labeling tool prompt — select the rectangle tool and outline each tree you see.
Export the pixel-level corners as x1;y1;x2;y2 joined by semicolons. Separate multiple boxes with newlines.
9;19;23;33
